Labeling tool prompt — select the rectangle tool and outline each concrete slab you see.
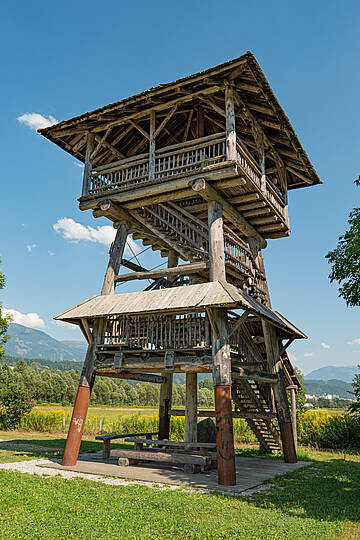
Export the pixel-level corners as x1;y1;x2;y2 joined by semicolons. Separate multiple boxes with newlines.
40;452;311;494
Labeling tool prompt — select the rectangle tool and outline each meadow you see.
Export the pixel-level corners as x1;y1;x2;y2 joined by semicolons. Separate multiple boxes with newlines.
0;431;359;539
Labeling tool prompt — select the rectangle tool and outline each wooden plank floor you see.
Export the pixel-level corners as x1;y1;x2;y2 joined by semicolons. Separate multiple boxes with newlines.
41;452;310;494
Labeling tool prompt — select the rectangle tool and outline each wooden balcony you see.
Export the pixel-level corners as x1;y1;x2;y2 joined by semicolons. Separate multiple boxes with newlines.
84;132;289;238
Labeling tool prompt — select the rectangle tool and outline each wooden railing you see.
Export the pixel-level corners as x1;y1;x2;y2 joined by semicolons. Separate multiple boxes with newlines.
102;313;210;350
89;133;226;195
223;228;255;279
236;141;287;219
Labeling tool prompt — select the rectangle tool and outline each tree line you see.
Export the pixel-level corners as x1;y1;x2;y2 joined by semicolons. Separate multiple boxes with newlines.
0;359;215;409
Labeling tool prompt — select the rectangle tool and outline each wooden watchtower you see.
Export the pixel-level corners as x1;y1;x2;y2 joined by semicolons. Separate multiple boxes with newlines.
40;52;320;486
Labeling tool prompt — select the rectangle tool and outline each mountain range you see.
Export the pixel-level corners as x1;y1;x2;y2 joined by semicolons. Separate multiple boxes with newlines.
5;323;87;363
305;365;358;383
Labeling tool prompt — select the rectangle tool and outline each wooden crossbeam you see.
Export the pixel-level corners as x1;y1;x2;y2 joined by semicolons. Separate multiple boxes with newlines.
94;369;165;384
231;367;278;384
153;104;179;138
114;261;208;282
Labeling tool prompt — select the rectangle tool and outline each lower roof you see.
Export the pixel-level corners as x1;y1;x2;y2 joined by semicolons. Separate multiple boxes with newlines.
55;281;306;340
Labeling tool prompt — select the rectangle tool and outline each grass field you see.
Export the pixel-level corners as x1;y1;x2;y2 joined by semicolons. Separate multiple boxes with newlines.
0;432;359;539
34;405;159;418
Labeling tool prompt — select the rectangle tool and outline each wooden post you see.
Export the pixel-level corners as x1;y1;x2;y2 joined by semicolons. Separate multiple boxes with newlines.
225;83;236;161
62;223;129;466
208;200;236;486
250;238;297;463
289;385;298;450
158;374;172;440
82;132;95;197
149;111;156;181
158;249;177;439
185;373;198;443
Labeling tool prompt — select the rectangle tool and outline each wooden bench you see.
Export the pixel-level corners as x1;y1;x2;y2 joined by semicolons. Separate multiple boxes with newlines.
95;432;159;459
112;438;217;473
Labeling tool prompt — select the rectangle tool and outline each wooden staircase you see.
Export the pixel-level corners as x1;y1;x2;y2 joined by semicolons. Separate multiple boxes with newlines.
132;201;265;296
232;378;281;453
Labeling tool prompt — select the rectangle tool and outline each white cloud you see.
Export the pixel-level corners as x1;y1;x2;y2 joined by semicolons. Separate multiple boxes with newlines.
53;217;141;257
3;308;45;329
48;250;54;256
26;243;37;252
17;112;58;131
321;342;331;350
348;338;360;345
304;352;315;357
54;320;77;330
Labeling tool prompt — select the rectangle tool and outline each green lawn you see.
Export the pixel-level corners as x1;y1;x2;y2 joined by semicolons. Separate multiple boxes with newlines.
0;433;359;539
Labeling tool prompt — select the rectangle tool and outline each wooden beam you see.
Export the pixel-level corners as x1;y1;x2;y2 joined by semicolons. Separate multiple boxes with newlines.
231;367;278;384
129;120;150;140
114;261;208;282
149;111;156;181
91;86;221;133
94;134;124;160
82;132;95;197
80;318;93;344
90;128;111;161
153;104;178;138
182;109;193;142
185;373;198;443
192;178;266;248
171;409;277;420
95;370;165;384
225;83;237;161
228;310;250;338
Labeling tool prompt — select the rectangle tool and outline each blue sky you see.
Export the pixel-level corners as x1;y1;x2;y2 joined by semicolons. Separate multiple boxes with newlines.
1;0;359;374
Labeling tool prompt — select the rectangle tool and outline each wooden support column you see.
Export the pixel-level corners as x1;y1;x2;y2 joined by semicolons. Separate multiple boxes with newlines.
249;238;297;463
62;223;129;466
149;111;156;181
82;132;95;197
288;385;298;450
185;373;198;443
208;200;236;486
225;83;237;161
158;249;177;439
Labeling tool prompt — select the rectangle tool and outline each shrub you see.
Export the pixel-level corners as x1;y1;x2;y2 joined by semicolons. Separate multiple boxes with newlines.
0;382;33;429
299;409;360;449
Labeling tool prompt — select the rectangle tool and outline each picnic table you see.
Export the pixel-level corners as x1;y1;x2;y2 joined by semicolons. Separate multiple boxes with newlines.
111;437;218;473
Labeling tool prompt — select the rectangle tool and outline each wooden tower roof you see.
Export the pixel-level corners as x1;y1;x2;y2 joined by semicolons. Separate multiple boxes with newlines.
39;52;321;190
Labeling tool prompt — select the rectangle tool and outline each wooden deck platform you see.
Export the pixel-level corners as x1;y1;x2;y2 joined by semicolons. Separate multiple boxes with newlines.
42;452;311;494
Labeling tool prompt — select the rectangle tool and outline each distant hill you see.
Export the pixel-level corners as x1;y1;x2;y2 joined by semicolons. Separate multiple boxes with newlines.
305;365;357;383
5;323;87;363
304;379;353;399
3;355;83;373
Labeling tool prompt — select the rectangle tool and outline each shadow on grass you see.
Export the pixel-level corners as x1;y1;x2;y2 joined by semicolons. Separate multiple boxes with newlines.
0;437;132;461
234;458;360;525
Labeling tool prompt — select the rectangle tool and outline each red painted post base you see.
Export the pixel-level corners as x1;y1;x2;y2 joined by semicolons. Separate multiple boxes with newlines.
62;385;91;466
279;421;297;463
214;385;236;486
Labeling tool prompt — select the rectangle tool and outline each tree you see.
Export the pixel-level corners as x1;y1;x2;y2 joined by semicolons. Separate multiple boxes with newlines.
0;258;10;358
326;178;360;413
325;180;360;306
